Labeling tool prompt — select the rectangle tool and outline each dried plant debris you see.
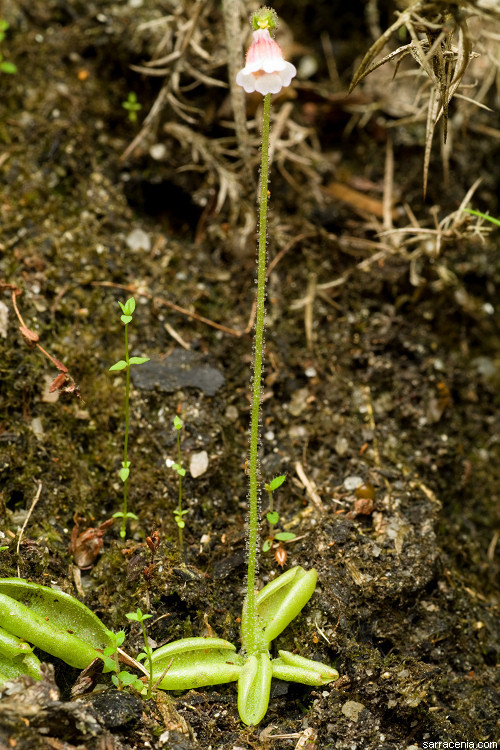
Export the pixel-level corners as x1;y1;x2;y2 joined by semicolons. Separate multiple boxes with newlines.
349;0;500;194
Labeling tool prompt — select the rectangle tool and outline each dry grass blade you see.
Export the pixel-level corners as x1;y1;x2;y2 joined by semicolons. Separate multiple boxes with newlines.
349;2;487;196
349;9;413;92
423;86;440;197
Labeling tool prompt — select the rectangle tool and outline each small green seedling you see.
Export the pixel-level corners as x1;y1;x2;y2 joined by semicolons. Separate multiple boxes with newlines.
109;297;150;539
463;208;500;228
122;92;142;123
169;415;189;558
126;608;154;698
102;629;144;691
0;20;17;75
263;475;296;557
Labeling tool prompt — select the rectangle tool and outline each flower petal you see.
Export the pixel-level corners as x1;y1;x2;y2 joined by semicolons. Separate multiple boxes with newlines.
236;28;296;96
255;73;283;96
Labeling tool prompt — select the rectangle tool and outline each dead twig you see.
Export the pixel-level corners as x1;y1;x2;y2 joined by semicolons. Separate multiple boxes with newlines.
1;282;82;400
295;461;325;513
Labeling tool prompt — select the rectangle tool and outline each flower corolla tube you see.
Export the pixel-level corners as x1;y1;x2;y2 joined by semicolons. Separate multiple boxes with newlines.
236;28;296;96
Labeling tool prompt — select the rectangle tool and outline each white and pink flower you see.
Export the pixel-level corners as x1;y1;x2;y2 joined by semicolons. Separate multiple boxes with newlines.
236;28;296;96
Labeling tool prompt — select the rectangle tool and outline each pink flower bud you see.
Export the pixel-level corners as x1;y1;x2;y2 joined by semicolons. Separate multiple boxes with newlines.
236;28;296;96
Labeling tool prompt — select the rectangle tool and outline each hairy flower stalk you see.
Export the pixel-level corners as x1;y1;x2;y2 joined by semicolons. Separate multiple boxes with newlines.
237;8;296;657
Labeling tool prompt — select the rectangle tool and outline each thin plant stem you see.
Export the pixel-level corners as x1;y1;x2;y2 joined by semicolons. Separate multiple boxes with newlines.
176;427;184;554
266;488;275;537
140;620;153;699
121;321;130;540
245;92;271;656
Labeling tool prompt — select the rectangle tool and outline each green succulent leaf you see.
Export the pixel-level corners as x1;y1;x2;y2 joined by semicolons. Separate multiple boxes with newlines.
120;315;133;325
150;637;243;690
0;650;42;684
272;650;339;686
237;653;273;726
0;578;112;669
0;625;34;660
266;511;279;525
128;357;149;365
242;566;317;649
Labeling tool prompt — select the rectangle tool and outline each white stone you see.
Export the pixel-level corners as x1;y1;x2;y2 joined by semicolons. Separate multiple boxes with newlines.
190;451;208;478
149;143;166;160
126;228;151;252
343;475;363;491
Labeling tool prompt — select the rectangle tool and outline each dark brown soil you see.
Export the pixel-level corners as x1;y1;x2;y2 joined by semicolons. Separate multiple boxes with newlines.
0;1;499;749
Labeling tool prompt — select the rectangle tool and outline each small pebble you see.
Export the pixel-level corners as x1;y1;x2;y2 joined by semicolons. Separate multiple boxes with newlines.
126;228;151;252
343;475;363;491
341;700;365;721
149;143;166;160
335;436;349;456
190;450;208;478
225;405;239;422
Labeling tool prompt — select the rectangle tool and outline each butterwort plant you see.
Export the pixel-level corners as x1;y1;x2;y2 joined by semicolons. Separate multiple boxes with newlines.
0;8;338;722
109;298;150;539
146;7;338;725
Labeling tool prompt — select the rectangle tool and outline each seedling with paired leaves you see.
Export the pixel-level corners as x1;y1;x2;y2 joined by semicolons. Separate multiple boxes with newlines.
102;629;144;692
169;415;188;556
122;92;142;123
126;608;154;698
262;476;296;564
109;298;149;539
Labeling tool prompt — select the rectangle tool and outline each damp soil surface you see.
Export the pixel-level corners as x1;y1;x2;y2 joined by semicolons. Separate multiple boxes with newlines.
0;1;499;749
